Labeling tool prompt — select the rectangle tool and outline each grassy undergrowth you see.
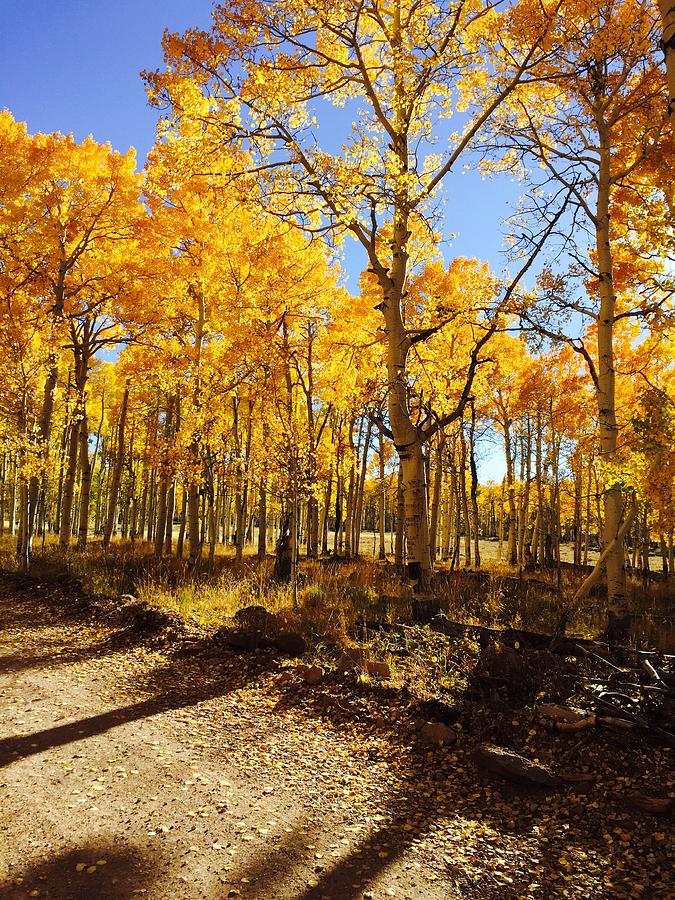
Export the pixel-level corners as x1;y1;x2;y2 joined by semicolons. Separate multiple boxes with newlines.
1;534;672;651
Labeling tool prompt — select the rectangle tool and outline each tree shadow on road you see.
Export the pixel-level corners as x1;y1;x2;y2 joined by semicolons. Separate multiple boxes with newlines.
0;840;157;900
0;640;278;767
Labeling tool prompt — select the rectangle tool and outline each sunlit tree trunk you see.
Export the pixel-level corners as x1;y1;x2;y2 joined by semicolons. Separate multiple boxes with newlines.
258;480;267;562
429;431;445;564
583;455;593;567
394;462;405;568
354;418;372;557
500;400;517;565
103;385;129;550
60;395;84;548
76;402;92;549
573;454;583;567
469;403;481;568
154;394;175;559
446;438;457;563
518;416;532;566
188;286;206;566
25;358;59;566
176;487;187;558
165;479;176;557
531;410;544;565
378;431;387;561
459;424;471;566
596;124;628;637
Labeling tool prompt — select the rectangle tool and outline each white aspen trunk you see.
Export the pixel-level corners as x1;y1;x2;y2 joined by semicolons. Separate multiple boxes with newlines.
469;404;481;568
354;419;372;557
429;432;445;564
25;359;59;565
518;417;532;566
8;453;17;536
501;403;517;565
154;395;175;559
394;462;405;568
321;464;332;557
596;126;628;637
344;447;355;559
176;487;187;558
378;431;386;561
399;442;432;589
0;454;5;536
60;416;80;548
188;286;205;565
573;455;583;567
372;13;433;592
258;481;267;561
165;479;176;556
498;477;505;561
447;439;457;563
583;455;593;567
103;386;129;550
459;424;471;566
76;403;92;548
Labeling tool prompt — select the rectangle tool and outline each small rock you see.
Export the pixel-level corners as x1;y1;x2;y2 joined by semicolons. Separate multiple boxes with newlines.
275;632;307;657
419;721;457;747
336;648;370;672
472;743;562;788
234;605;278;630
223;630;271;652
364;660;391;679
537;703;588;723
302;665;324;684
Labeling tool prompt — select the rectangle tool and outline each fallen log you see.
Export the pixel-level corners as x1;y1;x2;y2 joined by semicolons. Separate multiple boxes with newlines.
556;716;597;732
614;791;674;816
536;703;588;722
428;613;602;656
641;658;665;685
598;716;635;732
592;696;675;747
472;743;563;789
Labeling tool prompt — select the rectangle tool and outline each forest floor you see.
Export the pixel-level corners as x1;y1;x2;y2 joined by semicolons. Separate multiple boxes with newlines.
0;573;673;900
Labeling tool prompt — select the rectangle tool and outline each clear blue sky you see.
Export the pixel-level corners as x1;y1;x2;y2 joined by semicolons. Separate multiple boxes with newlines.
0;0;509;480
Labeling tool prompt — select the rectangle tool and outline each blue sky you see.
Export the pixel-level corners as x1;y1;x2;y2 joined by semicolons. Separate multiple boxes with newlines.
0;0;509;480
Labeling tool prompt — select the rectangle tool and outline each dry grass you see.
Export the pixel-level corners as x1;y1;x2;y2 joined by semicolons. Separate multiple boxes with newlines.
1;533;672;650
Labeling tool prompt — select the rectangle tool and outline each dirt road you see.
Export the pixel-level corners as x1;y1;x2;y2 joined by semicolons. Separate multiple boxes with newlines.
0;576;672;899
0;578;460;900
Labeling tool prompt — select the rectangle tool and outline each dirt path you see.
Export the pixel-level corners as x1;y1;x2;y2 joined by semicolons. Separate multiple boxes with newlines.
0;579;462;900
0;576;672;899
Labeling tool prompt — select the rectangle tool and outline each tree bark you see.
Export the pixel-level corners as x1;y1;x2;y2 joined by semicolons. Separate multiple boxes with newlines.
76;402;92;548
354;418;372;557
102;386;129;550
469;402;481;568
378;431;387;560
154;395;175;559
25;358;59;566
394;462;405;568
429;431;445;564
596;122;628;637
459;424;471;566
258;480;267;562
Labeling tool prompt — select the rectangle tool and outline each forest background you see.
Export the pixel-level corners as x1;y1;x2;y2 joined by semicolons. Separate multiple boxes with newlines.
0;0;673;647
